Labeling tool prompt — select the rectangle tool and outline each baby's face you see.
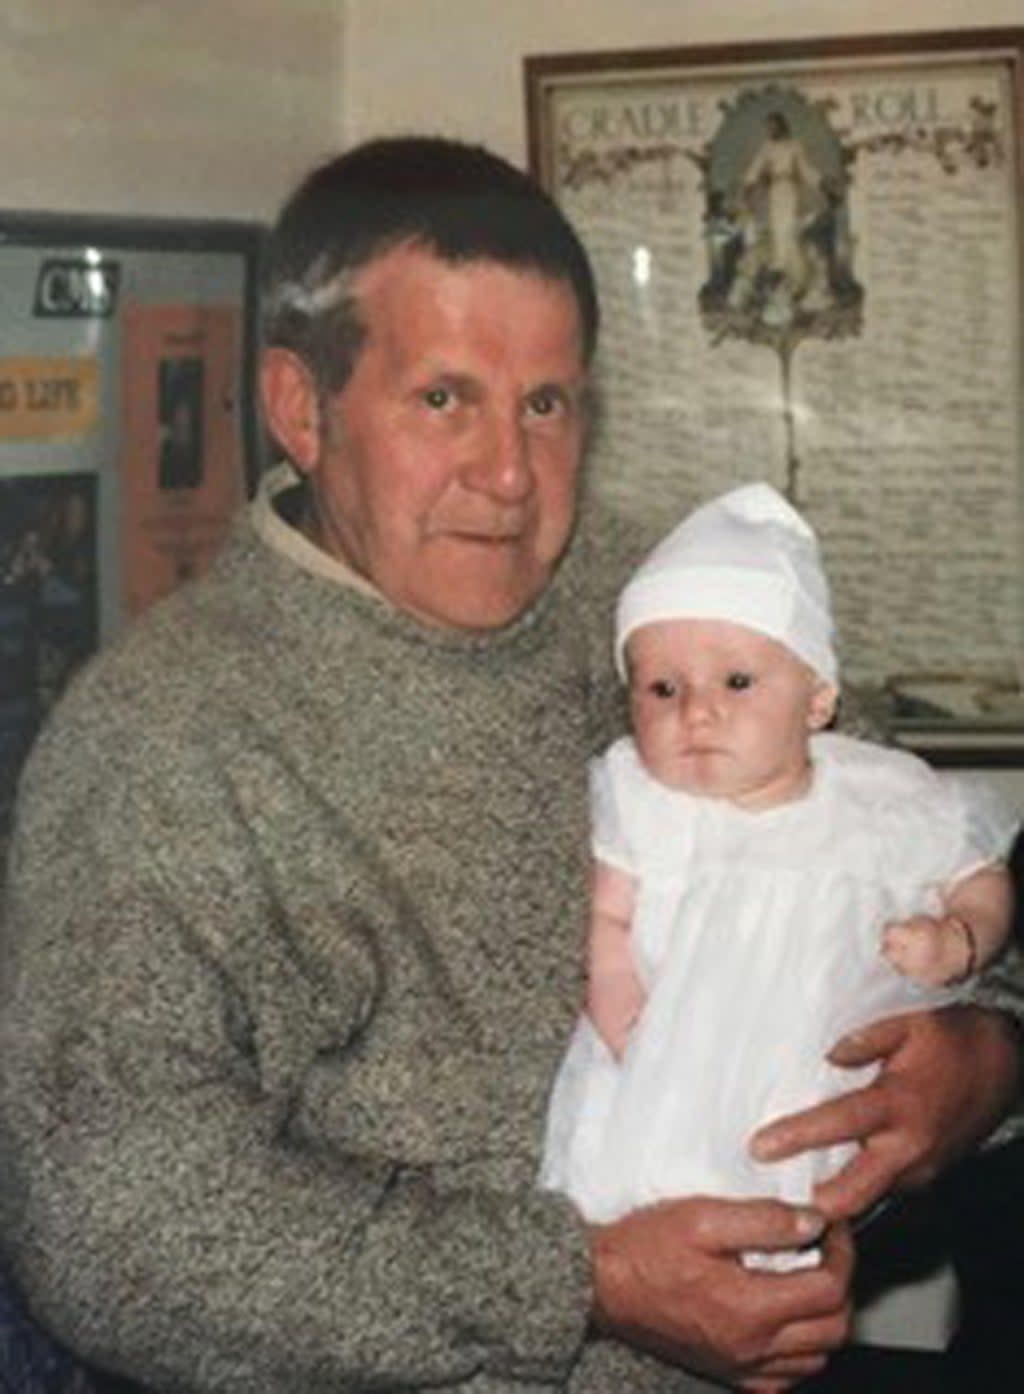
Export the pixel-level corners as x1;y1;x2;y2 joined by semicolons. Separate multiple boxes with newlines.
626;618;836;810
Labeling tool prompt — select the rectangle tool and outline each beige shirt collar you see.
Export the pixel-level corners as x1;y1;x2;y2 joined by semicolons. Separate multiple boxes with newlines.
250;462;380;602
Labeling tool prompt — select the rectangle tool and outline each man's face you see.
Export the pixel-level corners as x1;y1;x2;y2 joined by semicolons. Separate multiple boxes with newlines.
302;244;588;629
627;618;836;810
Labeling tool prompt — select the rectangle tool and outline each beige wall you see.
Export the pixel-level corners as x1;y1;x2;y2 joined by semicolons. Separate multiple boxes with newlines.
4;1;1018;226
2;2;1019;225
0;0;347;220
342;0;1024;163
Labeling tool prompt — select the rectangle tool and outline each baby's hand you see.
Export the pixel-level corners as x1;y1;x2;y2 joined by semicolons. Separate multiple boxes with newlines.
882;914;974;988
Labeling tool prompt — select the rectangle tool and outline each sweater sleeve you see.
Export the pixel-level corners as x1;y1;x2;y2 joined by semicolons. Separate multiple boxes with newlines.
0;714;591;1392
954;791;1024;1143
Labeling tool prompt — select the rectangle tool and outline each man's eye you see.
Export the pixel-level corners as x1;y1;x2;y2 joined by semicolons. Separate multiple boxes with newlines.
525;388;562;418
726;671;755;691
650;679;678;699
423;386;454;410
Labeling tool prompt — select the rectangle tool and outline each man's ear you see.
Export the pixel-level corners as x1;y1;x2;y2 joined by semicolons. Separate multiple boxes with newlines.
808;681;839;731
260;347;322;475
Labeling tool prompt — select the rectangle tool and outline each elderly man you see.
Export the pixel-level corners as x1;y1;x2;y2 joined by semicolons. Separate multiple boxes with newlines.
0;137;1019;1394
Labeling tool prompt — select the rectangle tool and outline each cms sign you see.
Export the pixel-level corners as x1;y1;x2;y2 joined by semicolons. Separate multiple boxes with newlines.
34;259;121;318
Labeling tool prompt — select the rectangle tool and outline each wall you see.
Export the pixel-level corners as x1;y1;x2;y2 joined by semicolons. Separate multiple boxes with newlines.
0;0;347;221
343;0;1024;812
342;0;1024;163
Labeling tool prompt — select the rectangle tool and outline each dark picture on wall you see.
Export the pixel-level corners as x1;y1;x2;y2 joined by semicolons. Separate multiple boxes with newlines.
0;472;97;843
158;355;205;491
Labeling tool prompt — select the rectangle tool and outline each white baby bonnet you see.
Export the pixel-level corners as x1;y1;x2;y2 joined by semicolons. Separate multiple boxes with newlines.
615;482;838;686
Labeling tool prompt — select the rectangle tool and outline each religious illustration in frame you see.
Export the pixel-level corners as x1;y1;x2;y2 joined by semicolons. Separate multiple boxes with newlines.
526;29;1024;762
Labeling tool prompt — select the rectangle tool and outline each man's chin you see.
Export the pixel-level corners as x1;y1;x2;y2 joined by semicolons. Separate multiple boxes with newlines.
403;577;551;632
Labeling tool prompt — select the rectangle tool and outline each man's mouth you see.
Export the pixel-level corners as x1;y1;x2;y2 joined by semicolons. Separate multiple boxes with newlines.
447;529;521;545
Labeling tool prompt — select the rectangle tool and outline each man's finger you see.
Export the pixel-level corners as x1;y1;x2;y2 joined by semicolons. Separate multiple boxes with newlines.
741;1356;828;1389
736;1230;853;1334
755;1311;851;1366
742;1226;853;1377
826;1013;910;1068
818;1219;855;1282
812;1144;902;1220
751;1084;889;1162
659;1194;826;1256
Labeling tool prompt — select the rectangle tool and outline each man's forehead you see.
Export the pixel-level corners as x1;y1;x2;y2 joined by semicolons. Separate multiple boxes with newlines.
354;243;581;317
353;246;586;367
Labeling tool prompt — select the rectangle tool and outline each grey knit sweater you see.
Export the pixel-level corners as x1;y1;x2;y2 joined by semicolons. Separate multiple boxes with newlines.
0;481;718;1393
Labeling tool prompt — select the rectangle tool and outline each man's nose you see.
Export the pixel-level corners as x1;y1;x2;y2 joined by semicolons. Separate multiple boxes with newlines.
462;411;532;502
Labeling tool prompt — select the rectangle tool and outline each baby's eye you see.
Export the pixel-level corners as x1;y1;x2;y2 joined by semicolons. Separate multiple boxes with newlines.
725;671;755;691
649;679;678;699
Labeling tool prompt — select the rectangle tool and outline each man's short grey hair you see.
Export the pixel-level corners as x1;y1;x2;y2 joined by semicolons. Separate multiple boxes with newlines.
261;136;600;404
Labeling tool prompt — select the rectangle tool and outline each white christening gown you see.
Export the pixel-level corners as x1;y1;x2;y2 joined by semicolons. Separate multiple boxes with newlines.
541;732;1016;1231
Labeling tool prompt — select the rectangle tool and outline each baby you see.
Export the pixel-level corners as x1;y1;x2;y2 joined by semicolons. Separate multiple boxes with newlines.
541;483;1015;1264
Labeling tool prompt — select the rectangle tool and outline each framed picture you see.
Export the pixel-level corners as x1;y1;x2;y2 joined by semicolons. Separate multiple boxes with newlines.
526;28;1024;763
0;212;265;848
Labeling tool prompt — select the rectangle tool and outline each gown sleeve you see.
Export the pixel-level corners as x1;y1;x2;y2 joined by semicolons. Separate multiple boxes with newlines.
944;772;1020;884
589;743;636;875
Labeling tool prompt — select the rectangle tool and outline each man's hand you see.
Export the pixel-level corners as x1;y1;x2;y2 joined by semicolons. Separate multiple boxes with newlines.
750;1005;1021;1222
590;1196;852;1389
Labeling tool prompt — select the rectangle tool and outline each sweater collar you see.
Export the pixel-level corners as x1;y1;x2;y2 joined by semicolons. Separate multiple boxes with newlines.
251;462;381;602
